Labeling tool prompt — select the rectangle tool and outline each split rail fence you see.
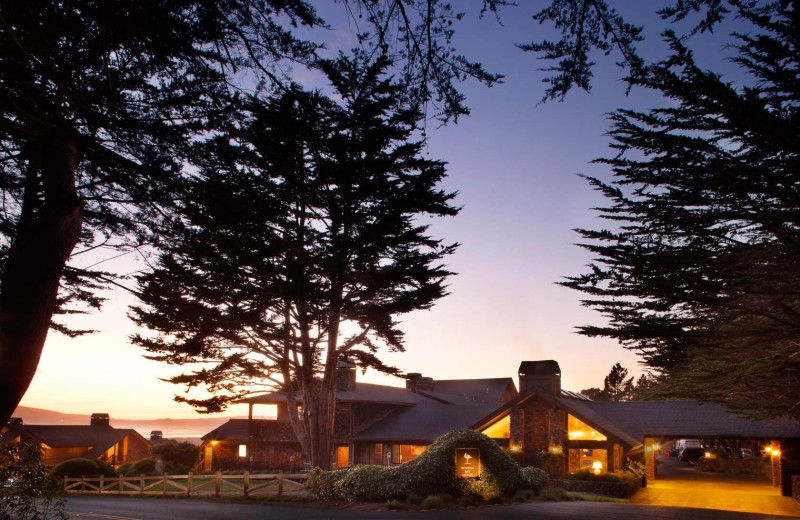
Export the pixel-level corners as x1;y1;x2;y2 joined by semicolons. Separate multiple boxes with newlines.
63;471;309;498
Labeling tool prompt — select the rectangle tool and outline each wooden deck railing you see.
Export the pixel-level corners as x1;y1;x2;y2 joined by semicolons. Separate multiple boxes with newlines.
63;471;308;497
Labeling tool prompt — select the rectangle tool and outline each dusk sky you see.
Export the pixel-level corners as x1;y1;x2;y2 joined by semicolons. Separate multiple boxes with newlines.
18;2;749;420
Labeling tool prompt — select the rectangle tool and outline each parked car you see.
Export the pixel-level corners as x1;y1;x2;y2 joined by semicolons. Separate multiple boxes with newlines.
668;448;680;458
679;447;705;464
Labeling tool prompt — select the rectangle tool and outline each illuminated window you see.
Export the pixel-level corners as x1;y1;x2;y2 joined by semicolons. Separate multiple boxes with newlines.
481;415;510;439
567;414;607;441
568;448;608;474
238;444;247;457
391;444;427;464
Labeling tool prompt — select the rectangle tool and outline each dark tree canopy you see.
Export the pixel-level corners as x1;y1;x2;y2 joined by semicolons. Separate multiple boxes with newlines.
131;55;459;468
565;1;800;420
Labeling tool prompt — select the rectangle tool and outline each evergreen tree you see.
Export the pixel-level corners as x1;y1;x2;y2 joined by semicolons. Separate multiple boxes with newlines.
130;55;458;469
564;2;800;420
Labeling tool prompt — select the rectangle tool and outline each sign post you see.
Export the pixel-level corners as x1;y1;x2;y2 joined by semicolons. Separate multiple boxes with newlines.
455;447;481;478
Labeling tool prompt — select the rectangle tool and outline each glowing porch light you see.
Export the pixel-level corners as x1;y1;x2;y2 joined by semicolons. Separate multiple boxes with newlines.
764;446;772;454
772;449;781;457
592;461;603;475
510;444;521;453
704;452;712;458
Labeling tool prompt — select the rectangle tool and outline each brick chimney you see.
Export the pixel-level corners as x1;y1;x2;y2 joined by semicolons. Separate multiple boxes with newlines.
150;430;163;441
90;413;110;427
336;359;357;392
405;373;434;393
518;360;561;397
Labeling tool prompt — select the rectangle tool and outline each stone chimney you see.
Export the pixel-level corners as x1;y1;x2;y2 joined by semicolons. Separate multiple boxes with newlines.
518;360;561;397
405;373;434;393
336;359;357;392
90;413;110;427
8;417;22;426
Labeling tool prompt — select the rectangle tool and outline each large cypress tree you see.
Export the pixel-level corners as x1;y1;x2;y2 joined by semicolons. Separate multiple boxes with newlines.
130;54;459;468
563;2;800;420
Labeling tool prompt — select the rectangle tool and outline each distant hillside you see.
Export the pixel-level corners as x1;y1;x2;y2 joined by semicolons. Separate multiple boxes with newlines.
11;406;274;439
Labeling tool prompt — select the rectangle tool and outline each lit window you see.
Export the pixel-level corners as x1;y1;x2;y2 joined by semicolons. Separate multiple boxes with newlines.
481;415;510;439
567;415;607;441
238;444;247;457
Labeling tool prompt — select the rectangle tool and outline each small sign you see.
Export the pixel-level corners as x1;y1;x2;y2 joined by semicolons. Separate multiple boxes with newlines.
455;447;481;478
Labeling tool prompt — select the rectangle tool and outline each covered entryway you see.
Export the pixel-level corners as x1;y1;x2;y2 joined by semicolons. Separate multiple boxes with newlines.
633;455;800;516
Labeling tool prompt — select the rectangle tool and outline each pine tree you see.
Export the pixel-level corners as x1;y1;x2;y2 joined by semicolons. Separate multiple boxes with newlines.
564;2;800;419
130;55;459;468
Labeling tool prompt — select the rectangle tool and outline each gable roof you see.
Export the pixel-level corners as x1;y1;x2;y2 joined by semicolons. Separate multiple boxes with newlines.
417;378;517;405
202;419;298;443
560;399;800;444
353;402;499;443
1;425;146;456
240;382;431;406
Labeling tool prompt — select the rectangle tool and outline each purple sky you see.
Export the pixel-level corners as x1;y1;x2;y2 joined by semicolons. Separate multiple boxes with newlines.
18;2;750;419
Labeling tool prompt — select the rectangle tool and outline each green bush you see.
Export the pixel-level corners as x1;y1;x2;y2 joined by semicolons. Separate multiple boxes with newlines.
116;463;132;476
538;487;570;501
95;460;117;477
307;429;548;502
421;495;444;509
624;457;646;478
405;493;422;505
151;442;200;474
530;452;566;477
49;458;104;480
1;442;64;520
126;458;157;476
385;499;402;510
564;470;624;482
460;492;483;507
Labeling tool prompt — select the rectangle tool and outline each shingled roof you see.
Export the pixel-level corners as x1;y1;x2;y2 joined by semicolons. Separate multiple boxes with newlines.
353;402;500;443
0;424;146;459
560;398;800;446
240;382;431;406
417;378;516;405
202;419;299;442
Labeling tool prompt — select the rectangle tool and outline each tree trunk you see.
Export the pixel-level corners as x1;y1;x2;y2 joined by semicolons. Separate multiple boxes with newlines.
0;132;84;426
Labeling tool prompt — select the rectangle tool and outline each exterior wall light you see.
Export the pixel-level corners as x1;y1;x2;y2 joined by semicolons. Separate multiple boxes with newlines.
510;444;521;452
772;449;781;457
549;446;562;454
764;446;772;454
704;452;712;458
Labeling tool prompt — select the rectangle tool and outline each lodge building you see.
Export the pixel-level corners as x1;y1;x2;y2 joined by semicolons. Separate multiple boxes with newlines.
200;359;800;497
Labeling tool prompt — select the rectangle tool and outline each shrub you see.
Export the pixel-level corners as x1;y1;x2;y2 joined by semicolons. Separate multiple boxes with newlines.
151;442;200;474
530;452;566;477
564;470;623;482
624;458;646;478
307;429;547;502
522;466;548;489
460;492;483;507
116;463;132;476
385;499;402;510
95;460;117;477
1;442;64;520
126;458;157;476
405;493;422;505
513;489;535;501
538;487;570;501
487;495;504;505
421;495;444;509
49;458;103;480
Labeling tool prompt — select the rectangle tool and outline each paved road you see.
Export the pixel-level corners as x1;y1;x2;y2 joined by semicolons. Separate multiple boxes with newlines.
633;456;800;517
65;496;800;520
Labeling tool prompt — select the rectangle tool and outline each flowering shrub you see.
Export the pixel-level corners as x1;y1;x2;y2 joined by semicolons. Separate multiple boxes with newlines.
307;429;548;501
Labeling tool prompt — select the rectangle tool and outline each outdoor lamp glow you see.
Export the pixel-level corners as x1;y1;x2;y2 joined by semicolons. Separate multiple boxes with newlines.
704;452;712;458
765;446;773;454
772;449;781;457
592;461;603;475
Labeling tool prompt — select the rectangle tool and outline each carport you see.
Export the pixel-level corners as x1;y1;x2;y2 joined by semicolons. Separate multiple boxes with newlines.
559;399;800;497
633;455;800;516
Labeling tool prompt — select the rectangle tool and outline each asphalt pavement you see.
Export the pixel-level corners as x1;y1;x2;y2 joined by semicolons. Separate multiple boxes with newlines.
65;495;800;520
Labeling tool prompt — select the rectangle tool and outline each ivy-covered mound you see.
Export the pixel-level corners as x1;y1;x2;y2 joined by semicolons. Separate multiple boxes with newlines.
307;429;547;501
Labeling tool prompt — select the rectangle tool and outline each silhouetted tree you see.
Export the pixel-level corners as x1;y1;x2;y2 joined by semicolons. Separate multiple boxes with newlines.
564;2;800;420
131;55;458;469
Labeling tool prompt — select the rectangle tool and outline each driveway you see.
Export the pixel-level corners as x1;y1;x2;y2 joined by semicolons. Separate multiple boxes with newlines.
633;455;800;517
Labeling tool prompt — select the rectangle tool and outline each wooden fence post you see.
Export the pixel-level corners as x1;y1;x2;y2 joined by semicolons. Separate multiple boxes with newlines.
139;474;145;495
278;470;283;497
81;475;85;492
243;471;249;497
99;475;104;494
187;471;193;497
163;474;167;496
215;471;221;497
118;473;123;492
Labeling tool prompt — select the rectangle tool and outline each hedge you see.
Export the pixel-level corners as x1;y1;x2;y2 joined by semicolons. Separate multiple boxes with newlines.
307;429;548;501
